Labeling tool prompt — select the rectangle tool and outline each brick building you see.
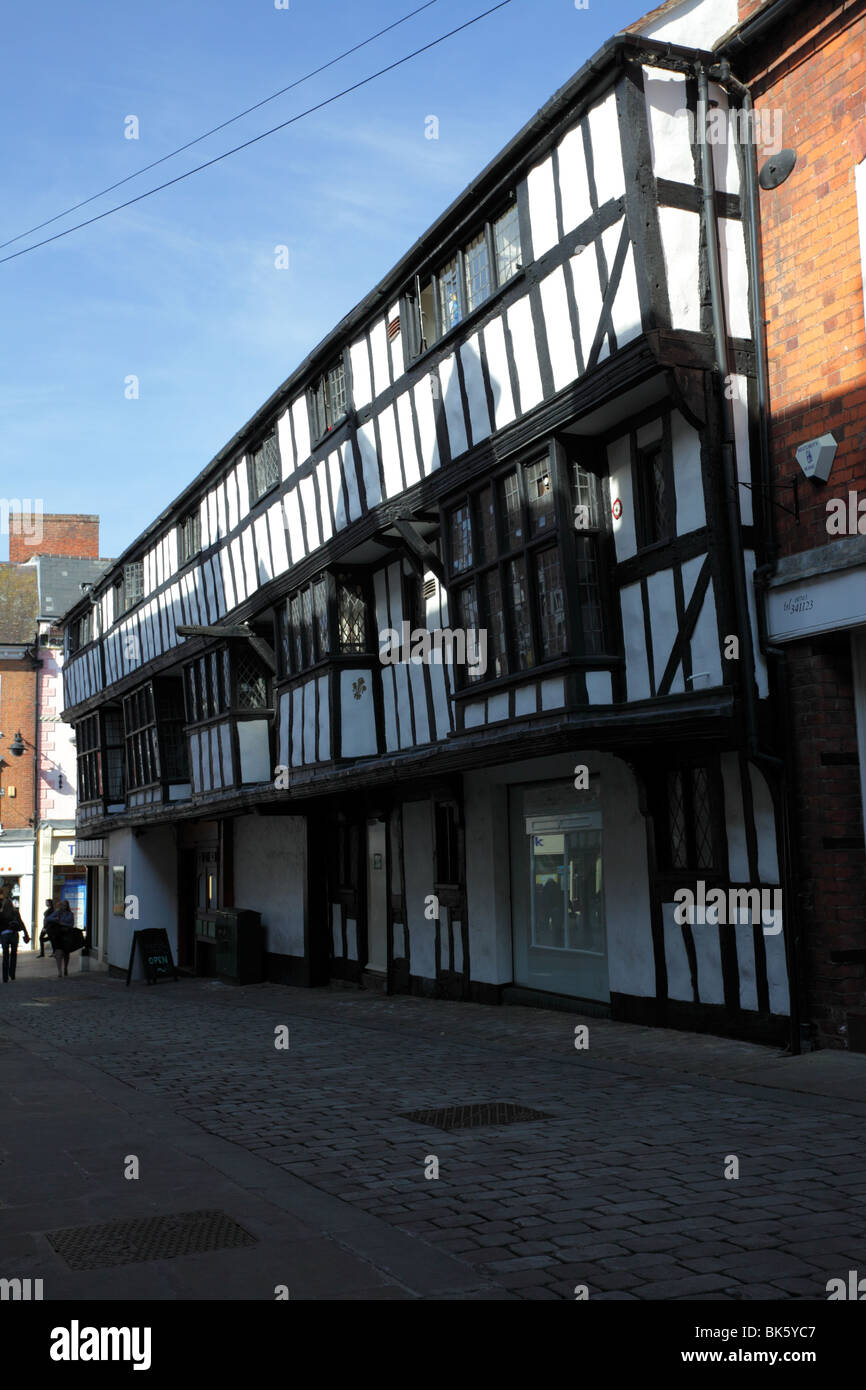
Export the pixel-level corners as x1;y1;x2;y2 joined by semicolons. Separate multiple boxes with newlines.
0;515;110;933
719;0;866;1048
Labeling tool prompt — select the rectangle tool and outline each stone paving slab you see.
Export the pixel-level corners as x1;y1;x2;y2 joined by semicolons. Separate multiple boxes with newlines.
1;959;864;1300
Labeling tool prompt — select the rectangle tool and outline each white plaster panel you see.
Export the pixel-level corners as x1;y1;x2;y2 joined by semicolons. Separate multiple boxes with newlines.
639;0;737;47
621;582;651;701
394;665;413;749
721;750;750;882
527;156;559;258
482;316;516;430
608;434;636;562
507;297;543;413
342;441;362;521
731;374;752;525
230;537;246;603
587;91;625;205
690;577;723;688
238;719;270;784
370;319;390;399
340;670;377;757
659;207;701;330
647;568;677;690
439;354;468;459
291;397;311;467
570;244;604;367
735;923;759;1012
349;338;372;411
460;334;491;446
663;901;693;1002
267;499;289;575
357;421;382;508
395;391;420;488
540;265;578;391
414;376;441;476
242;526;259;594
318;675;330;761
316;459;333;545
607;233;641;346
720;217;751;339
327;450;348;530
749;763;780;883
487;692;509;722
303;680;315;764
216;484;227;541
766;929;790;1015
254;519;273;589
291;688;303;768
278;691;291;769
464;702;485;729
540;678;565;710
671;410;706;533
235;463;250;523
299;474;321;553
514;685;537;716
408;664;430;745
586;671;612;704
693;922;726;1005
644;68;693;182
284;488;305;564
226;470;240;532
378;404;403;499
556;122;593;234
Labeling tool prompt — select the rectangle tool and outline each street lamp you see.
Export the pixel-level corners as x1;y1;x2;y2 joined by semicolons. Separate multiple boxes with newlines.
9;731;25;758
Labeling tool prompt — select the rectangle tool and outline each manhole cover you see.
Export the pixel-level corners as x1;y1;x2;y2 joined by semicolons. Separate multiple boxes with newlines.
400;1101;551;1130
46;1209;257;1269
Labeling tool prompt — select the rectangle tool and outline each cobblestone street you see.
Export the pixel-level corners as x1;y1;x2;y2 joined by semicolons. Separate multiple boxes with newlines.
2;956;865;1300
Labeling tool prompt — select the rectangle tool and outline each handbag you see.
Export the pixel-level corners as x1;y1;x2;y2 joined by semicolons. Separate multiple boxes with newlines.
62;926;86;953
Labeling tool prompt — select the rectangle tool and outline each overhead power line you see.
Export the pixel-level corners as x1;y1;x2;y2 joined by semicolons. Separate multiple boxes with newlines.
0;0;444;252
0;0;513;267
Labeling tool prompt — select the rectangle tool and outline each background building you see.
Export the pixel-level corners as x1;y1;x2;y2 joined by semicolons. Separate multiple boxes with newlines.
0;514;110;936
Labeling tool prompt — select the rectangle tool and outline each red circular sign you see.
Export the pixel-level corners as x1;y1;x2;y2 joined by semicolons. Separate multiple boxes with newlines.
611;498;623;520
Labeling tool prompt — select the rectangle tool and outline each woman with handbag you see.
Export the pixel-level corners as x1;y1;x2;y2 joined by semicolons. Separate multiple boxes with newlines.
44;900;77;978
0;889;30;982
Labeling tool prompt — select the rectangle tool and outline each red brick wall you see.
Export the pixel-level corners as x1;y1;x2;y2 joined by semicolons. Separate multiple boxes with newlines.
8;514;99;562
747;0;866;557
0;662;37;827
739;0;866;1046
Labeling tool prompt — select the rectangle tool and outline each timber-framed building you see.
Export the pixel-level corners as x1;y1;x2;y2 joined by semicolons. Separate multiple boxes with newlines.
63;5;796;1043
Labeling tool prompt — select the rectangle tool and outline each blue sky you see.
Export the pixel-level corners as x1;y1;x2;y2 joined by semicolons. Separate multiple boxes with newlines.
1;0;642;560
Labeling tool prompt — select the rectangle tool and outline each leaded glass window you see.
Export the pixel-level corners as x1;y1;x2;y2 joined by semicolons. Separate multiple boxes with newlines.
493;204;521;283
338;582;367;654
250;433;280;501
464;231;492;313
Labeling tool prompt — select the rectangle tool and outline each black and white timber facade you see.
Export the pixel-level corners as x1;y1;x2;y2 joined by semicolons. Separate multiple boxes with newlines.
63;23;794;1042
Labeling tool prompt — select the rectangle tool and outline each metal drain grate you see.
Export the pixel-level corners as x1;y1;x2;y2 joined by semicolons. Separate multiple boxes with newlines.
46;1209;257;1269
400;1101;551;1130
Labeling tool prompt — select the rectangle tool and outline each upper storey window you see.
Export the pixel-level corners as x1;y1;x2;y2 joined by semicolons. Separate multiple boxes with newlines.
408;201;522;358
249;431;281;503
278;572;369;676
635;441;675;550
122;561;143;613
179;509;201;563
309;357;349;443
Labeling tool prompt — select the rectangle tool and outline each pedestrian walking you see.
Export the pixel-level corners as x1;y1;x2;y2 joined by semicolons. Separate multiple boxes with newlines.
39;898;56;957
0;890;30;983
44;901;76;978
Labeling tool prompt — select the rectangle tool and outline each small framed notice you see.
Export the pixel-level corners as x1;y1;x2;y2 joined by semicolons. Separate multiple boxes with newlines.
112;866;126;916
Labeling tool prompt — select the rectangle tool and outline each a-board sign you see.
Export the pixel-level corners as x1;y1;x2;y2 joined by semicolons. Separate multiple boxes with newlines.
126;928;178;986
